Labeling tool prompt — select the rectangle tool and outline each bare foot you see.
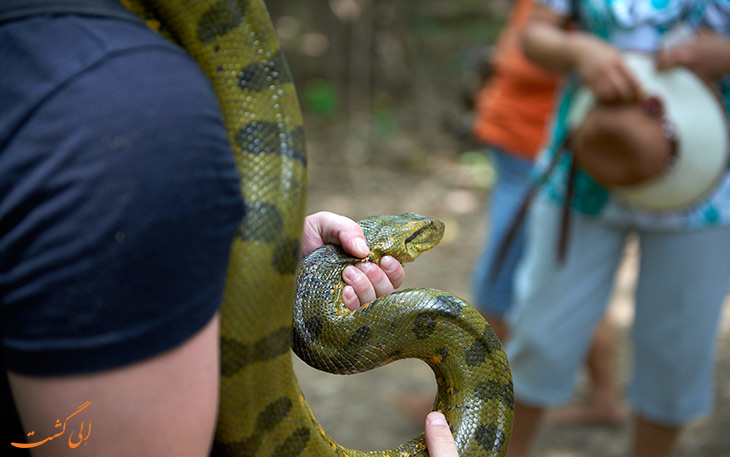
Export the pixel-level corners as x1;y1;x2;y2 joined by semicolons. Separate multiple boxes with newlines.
546;402;627;427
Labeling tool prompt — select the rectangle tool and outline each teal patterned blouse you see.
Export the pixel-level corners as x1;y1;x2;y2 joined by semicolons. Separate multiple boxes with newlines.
536;0;730;230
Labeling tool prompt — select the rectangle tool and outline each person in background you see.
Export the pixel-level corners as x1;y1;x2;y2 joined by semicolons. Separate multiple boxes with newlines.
471;0;624;426
506;1;730;456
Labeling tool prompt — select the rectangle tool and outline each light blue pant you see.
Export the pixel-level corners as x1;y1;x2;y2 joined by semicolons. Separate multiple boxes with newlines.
507;196;730;425
471;148;533;316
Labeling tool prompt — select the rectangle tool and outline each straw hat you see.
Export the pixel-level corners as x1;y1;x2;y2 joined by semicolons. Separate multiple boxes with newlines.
567;52;729;211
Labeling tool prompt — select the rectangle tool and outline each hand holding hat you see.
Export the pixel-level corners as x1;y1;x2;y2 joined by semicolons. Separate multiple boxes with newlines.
656;29;730;84
571;33;642;104
568;51;729;211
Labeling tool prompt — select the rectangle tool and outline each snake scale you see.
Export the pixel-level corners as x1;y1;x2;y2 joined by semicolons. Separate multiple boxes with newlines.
123;1;514;456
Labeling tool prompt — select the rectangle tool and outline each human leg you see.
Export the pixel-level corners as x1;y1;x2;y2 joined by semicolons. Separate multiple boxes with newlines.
547;318;626;426
632;417;680;457
585;318;625;418
471;148;533;341
506;401;544;457
505;198;628;456
629;224;730;457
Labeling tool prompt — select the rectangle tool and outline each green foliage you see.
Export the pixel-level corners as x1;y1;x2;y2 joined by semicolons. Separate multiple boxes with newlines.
302;79;340;118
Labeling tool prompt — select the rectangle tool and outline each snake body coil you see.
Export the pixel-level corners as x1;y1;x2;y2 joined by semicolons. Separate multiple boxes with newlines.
124;1;513;456
294;213;514;456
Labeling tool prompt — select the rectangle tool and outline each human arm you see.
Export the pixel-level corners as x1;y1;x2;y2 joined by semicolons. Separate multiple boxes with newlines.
522;3;641;103
656;28;730;84
302;211;405;310
424;412;459;457
8;314;220;457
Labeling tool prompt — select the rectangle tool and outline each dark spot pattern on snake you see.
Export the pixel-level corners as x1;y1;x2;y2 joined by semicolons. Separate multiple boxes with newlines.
220;327;291;377
464;334;492;367
413;312;438;340
273;427;312;457
475;423;506;452
273;237;301;274
433;293;465;317
215;397;294;455
237;51;293;92
237;201;283;242
213;435;258;456
411;299;463;340
257;397;293;432
348;325;372;347
474;379;514;407
235;121;306;164
196;0;250;43
303;315;323;339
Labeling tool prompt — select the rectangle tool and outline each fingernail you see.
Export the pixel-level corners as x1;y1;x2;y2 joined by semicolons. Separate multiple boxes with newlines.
380;256;398;270
427;411;448;426
344;265;359;281
342;286;360;310
358;262;375;273
354;238;369;257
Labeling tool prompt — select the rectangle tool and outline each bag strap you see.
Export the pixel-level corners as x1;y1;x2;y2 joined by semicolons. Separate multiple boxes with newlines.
488;135;573;282
0;0;143;26
570;0;581;22
559;153;577;263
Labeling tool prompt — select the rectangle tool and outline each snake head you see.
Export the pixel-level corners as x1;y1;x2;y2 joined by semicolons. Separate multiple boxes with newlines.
358;212;445;264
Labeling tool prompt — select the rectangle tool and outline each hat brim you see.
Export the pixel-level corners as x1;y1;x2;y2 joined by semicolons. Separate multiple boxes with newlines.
567;52;729;211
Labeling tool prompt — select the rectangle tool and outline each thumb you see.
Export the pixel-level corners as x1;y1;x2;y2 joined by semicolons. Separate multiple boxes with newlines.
425;412;459;457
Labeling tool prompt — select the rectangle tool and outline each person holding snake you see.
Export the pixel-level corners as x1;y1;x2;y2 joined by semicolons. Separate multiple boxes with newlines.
0;1;468;456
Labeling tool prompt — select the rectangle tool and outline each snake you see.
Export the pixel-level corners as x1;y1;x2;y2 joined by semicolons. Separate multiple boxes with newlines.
121;1;514;456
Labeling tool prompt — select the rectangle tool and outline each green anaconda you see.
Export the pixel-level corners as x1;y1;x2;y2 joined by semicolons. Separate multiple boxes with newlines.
293;213;514;456
123;1;514;456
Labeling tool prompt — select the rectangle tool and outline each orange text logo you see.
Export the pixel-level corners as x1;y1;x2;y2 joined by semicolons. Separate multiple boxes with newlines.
11;401;91;449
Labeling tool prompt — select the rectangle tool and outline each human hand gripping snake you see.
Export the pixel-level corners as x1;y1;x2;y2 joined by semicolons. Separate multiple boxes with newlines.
123;1;513;455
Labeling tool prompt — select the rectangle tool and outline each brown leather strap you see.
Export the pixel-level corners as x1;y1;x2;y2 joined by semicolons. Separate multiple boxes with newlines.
559;156;578;263
488;136;571;283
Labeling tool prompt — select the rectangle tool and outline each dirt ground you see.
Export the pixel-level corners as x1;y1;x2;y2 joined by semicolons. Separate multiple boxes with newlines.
293;142;730;457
